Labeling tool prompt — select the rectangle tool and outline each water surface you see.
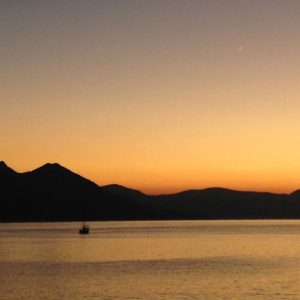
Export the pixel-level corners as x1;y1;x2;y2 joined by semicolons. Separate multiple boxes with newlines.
1;220;300;299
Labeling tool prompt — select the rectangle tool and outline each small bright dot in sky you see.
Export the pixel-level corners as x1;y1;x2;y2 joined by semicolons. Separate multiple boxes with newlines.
237;46;243;51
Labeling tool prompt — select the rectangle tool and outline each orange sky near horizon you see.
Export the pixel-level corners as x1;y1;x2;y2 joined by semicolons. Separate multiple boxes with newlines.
2;1;300;195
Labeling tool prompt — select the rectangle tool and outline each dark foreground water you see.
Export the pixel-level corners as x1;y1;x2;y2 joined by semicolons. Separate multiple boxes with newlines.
1;220;300;299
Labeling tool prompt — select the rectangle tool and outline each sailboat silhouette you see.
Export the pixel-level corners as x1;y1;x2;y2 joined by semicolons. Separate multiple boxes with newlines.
79;199;89;234
79;219;89;234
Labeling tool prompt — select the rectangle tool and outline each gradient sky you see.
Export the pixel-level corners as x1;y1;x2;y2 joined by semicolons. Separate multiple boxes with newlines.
1;0;300;194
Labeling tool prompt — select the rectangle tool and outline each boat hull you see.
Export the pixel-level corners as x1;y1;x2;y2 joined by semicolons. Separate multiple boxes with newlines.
79;226;89;234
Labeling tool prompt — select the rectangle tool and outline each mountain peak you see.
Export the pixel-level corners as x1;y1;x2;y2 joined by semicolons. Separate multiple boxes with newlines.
0;161;8;167
42;162;62;168
32;162;70;174
0;161;17;174
102;184;145;197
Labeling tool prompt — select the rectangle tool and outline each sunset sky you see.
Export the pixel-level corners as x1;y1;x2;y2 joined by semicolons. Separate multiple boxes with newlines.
1;0;300;194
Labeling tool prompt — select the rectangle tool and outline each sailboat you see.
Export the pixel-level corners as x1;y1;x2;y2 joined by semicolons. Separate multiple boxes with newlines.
79;206;89;234
79;199;89;234
79;220;89;234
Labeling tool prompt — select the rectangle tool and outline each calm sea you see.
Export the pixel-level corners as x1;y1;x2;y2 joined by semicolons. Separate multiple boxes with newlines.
1;220;300;299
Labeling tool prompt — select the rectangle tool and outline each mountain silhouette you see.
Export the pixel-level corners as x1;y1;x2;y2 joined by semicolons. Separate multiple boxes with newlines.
1;161;300;222
0;161;17;175
102;184;146;199
0;162;156;221
151;188;290;219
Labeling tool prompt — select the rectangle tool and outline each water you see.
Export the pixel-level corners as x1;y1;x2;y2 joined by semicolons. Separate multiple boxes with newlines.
1;220;300;299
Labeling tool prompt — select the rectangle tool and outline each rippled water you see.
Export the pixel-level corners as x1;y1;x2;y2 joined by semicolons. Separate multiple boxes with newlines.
1;220;300;299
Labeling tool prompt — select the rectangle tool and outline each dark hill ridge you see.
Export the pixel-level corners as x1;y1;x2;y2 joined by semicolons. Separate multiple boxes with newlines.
0;161;17;176
1;161;300;222
102;184;146;198
151;188;290;219
0;162;155;222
